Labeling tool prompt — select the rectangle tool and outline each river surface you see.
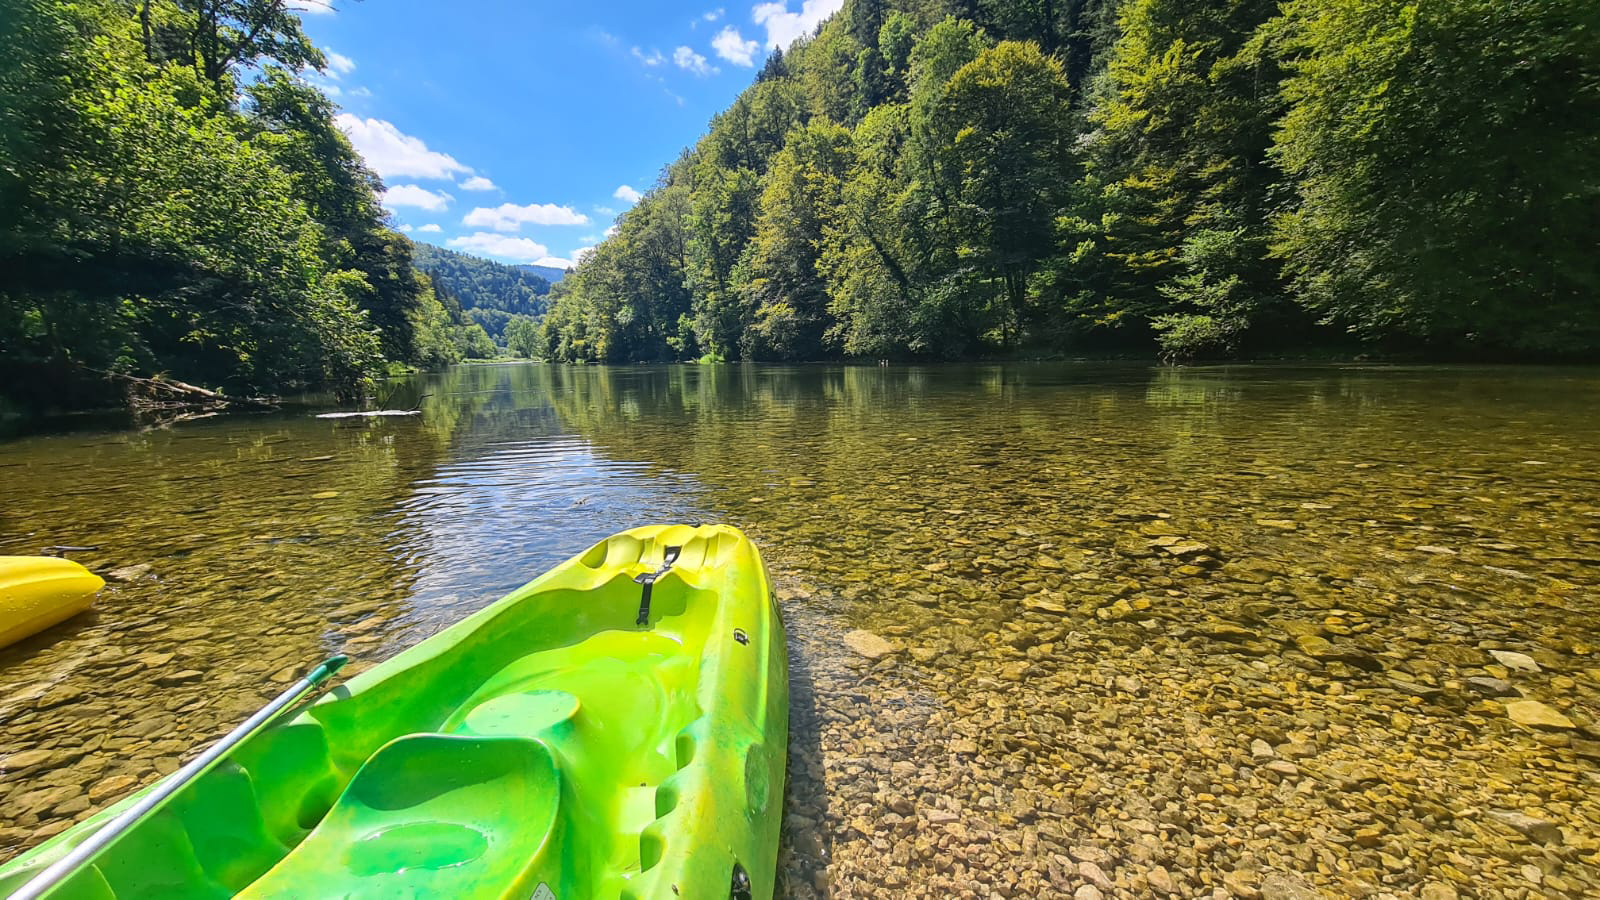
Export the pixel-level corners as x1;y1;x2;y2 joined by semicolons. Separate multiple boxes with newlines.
2;363;1598;898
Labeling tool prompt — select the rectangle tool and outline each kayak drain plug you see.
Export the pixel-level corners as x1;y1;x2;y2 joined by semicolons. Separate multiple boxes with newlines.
733;628;749;645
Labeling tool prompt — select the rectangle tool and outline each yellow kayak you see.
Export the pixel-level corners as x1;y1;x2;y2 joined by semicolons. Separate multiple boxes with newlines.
0;557;104;648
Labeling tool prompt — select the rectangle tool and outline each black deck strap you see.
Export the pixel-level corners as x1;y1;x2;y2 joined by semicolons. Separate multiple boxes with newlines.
635;546;683;627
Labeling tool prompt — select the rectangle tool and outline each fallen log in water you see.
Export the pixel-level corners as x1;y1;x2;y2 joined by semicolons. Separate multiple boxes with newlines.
110;372;278;411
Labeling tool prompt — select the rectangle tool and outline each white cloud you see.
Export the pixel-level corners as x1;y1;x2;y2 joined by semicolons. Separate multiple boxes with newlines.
712;27;760;66
632;47;665;67
398;224;414;233
463;202;589;231
674;46;717;77
573;247;597;265
533;256;575;268
335;115;471;180
382;184;453;211
326;52;355;76
594;205;617;216
753;0;843;49
460;175;498;191
318;82;343;97
348;86;372;98
417;223;442;233
605;225;620;238
448;233;553;264
613;184;643;205
294;0;334;15
705;8;725;21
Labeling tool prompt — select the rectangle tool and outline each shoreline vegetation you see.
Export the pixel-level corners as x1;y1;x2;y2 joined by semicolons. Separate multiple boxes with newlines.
3;0;1597;419
0;0;520;415
537;0;1600;368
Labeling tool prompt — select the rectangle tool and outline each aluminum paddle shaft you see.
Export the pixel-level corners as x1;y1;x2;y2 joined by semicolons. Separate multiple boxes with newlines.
9;655;348;900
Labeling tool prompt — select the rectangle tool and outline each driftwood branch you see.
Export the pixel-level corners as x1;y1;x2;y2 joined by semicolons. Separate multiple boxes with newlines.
102;371;278;411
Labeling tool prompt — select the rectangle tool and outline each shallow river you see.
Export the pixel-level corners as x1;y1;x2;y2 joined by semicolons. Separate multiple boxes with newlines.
2;363;1598;898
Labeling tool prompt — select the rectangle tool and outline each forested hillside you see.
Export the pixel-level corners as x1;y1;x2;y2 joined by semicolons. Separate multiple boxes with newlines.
0;0;486;411
409;242;551;342
539;0;1600;363
516;264;569;285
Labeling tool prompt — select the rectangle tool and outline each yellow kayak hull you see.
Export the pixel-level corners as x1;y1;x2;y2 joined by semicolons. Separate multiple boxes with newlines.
0;557;104;649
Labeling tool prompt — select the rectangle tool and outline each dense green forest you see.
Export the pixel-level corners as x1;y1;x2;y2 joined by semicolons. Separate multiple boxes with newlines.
539;0;1600;363
0;0;495;412
409;242;551;344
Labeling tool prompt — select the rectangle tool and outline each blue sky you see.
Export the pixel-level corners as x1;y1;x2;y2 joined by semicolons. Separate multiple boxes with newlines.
295;0;843;267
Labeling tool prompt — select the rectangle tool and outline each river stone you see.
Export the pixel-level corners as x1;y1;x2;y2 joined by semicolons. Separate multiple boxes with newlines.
1490;650;1541;673
1078;861;1114;890
1023;593;1068;614
1419;884;1458;900
1294;634;1337;659
1074;886;1105;900
106;563;152;582
2;748;59;772
1202;623;1258;642
1146;865;1176;894
88;774;140;803
1070;846;1111;864
1487;809;1563;845
842;630;896;660
1466;676;1517;697
1260;873;1321;900
1505;700;1575;730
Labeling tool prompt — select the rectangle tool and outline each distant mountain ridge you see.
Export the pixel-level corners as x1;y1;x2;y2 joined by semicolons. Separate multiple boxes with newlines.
409;241;552;341
516;264;567;283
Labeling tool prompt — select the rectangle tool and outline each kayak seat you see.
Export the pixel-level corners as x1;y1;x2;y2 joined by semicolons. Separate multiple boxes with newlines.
239;733;562;899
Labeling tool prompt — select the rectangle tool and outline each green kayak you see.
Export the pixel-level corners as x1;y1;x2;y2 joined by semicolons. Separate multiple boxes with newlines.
0;524;788;900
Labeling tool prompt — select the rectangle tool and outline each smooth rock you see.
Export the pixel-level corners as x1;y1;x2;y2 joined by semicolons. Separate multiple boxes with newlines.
1146;865;1176;894
1505;700;1575;730
1260;873;1321;900
1489;650;1541;673
1069;845;1111;864
1465;676;1517;697
1078;861;1114;891
1074;886;1104;900
1486;809;1563;845
106;564;152;582
2;749;58;772
88;774;140;803
842;630;896;660
1222;868;1261;899
1294;634;1336;659
1419;884;1458;900
1023;594;1068;614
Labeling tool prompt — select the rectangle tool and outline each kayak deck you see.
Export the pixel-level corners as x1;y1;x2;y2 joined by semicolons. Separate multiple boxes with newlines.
0;525;787;900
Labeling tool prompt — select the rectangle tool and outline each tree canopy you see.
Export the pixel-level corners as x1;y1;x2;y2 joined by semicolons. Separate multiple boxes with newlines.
0;0;435;410
539;0;1600;363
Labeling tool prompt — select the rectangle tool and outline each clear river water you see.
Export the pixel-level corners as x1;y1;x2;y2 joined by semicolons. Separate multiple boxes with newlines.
1;363;1598;898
